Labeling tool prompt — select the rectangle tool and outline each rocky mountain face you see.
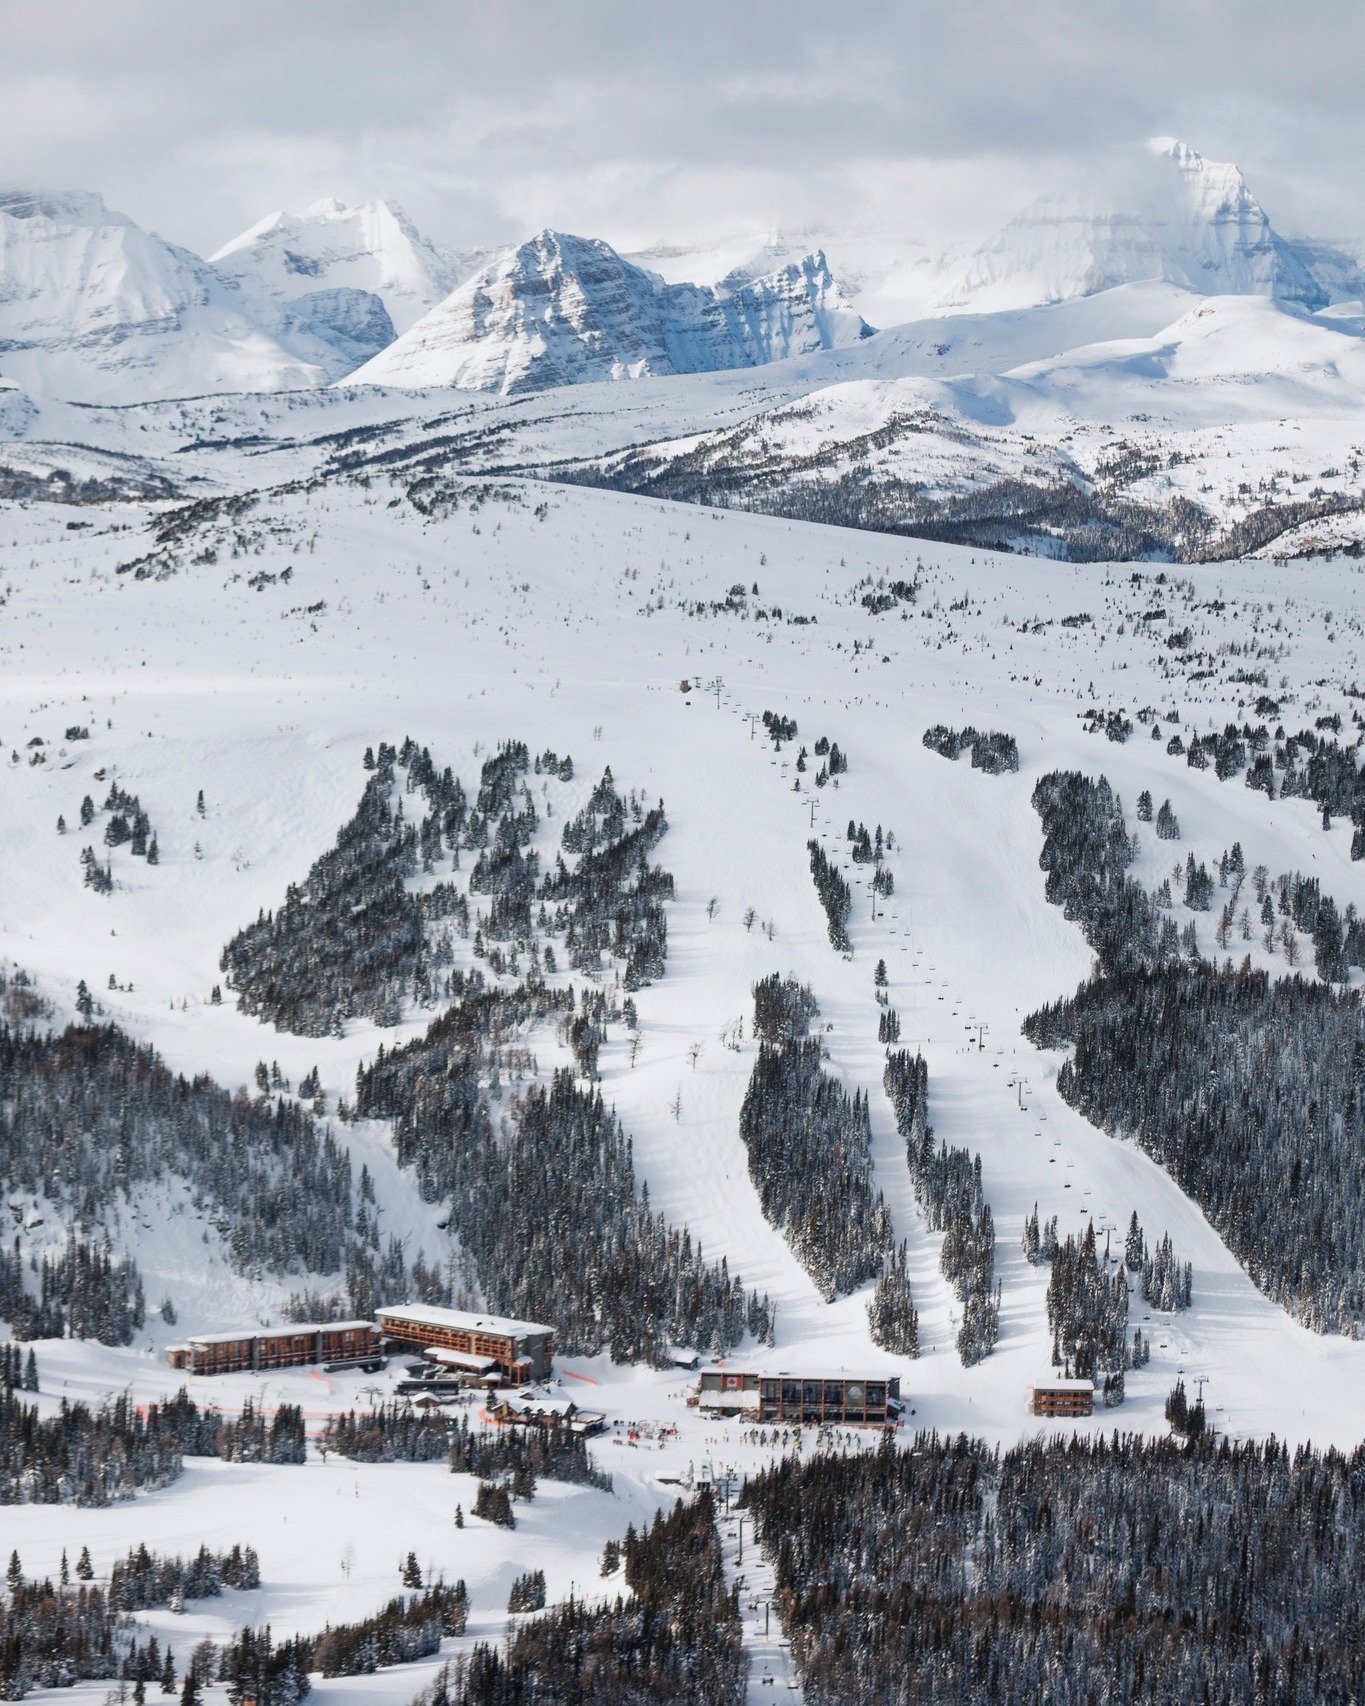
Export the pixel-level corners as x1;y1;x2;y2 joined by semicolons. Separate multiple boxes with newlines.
0;190;327;403
347;229;871;393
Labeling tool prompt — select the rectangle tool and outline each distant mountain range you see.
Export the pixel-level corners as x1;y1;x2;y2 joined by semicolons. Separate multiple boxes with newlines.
0;140;1361;405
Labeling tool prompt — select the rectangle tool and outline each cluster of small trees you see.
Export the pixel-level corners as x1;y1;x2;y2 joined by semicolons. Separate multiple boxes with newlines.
108;1542;260;1610
507;1570;546;1613
317;1405;611;1491
73;783;160;893
410;1490;743;1706
0;1387;220;1505
0;1237;144;1345
884;1050;998;1365
807;839;852;951
539;768;672;989
922;725;1019;773
867;1245;919;1356
810;733;848;789
1032;770;1170;974
214;1399;306;1465
740;979;892;1298
221;743;461;1034
739;1428;1365;1705
1043;1223;1129;1402
224;738;675;1036
308;1582;469;1677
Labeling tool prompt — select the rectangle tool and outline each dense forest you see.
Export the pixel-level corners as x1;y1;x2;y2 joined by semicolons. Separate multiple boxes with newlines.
884;1050;998;1364
108;1541;260;1610
408;1491;743;1706
1026;964;1365;1333
742;1429;1365;1705
740;978;892;1297
0;1018;447;1332
1028;766;1365;1333
359;998;772;1360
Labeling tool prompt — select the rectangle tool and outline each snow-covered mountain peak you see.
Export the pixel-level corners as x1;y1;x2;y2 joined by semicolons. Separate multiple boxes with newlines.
346;227;871;394
0;188;327;402
210;196;458;335
931;137;1328;316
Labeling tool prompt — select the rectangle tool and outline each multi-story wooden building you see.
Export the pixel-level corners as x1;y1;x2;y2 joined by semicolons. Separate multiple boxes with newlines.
374;1303;554;1385
693;1370;901;1426
1029;1379;1095;1418
167;1321;380;1377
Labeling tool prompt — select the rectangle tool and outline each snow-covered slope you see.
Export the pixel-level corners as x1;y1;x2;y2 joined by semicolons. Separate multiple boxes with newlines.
0;190;327;403
347;229;871;393
210;196;470;340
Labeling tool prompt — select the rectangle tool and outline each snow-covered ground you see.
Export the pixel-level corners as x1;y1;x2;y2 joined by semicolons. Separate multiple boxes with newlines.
7;441;1365;1697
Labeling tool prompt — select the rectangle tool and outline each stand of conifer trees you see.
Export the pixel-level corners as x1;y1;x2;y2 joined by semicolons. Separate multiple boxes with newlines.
741;1428;1365;1706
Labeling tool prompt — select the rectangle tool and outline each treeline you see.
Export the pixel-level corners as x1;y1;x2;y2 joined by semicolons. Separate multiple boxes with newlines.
1026;963;1365;1333
0;1387;219;1506
742;1428;1365;1705
740;979;891;1298
359;997;772;1360
922;725;1019;773
884;1051;998;1364
410;1490;743;1706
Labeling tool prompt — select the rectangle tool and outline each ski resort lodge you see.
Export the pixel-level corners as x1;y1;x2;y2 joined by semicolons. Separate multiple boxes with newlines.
375;1303;555;1385
1029;1378;1095;1418
167;1321;381;1376
692;1370;902;1426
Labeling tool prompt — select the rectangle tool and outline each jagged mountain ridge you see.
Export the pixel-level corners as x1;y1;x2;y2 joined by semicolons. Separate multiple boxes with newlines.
346;229;872;394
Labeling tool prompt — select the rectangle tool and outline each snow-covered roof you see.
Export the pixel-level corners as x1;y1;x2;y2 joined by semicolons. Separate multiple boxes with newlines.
187;1321;374;1346
376;1302;553;1339
1031;1379;1095;1392
425;1347;498;1372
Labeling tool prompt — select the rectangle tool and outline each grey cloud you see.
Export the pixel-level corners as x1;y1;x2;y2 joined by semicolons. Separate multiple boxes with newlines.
3;0;1363;256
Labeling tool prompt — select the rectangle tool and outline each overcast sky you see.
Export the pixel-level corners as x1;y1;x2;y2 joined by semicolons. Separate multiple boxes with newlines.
5;0;1363;257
